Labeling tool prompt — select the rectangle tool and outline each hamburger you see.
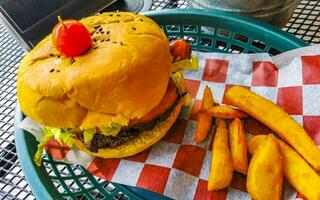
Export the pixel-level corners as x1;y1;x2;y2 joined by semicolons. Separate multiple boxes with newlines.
17;12;198;166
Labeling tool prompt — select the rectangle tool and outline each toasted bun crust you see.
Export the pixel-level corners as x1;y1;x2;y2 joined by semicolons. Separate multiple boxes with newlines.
17;12;172;128
72;98;184;158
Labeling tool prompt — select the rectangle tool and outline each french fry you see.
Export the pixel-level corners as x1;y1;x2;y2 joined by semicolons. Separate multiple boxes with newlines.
206;105;248;119
248;135;320;200
247;135;267;155
247;134;283;200
229;118;248;175
225;86;320;170
201;85;215;111
194;86;214;142
194;113;213;142
208;119;233;191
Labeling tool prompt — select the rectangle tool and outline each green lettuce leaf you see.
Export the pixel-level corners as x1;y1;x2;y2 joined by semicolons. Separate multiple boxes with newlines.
171;72;185;95
34;127;74;167
83;128;95;143
34;123;123;166
100;123;122;137
171;55;199;72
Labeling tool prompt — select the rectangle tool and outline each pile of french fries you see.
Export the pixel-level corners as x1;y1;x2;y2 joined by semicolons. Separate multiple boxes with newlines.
194;85;320;200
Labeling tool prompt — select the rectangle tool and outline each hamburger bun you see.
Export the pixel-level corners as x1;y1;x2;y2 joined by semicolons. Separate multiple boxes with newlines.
17;12;172;128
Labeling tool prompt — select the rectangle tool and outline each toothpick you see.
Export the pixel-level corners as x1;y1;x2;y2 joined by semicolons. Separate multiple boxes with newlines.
57;16;65;29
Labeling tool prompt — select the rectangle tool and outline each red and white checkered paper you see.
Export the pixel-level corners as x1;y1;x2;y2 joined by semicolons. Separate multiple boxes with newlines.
20;44;320;200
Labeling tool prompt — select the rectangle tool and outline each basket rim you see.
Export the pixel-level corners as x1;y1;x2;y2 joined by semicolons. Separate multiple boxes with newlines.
143;9;308;52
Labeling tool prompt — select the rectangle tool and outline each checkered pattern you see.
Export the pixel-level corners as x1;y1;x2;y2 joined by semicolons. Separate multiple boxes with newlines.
22;45;320;200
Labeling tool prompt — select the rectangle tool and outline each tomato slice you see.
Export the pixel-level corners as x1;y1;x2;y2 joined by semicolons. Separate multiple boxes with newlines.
128;79;178;126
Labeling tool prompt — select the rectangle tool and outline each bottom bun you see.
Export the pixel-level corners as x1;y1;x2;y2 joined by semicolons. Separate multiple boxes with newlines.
72;98;184;158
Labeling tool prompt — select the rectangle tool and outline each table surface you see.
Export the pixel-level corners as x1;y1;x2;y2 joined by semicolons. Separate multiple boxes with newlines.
0;0;319;199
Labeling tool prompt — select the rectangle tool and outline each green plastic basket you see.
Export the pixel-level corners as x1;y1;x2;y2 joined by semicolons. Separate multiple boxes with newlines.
14;9;308;200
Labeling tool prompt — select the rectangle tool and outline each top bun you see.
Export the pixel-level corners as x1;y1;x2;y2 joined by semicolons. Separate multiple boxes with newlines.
17;12;172;128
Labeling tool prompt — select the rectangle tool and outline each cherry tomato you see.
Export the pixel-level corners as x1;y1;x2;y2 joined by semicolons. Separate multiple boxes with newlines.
170;39;192;60
52;17;92;57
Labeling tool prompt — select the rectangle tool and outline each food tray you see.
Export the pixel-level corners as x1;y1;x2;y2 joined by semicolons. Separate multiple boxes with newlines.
14;9;307;200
